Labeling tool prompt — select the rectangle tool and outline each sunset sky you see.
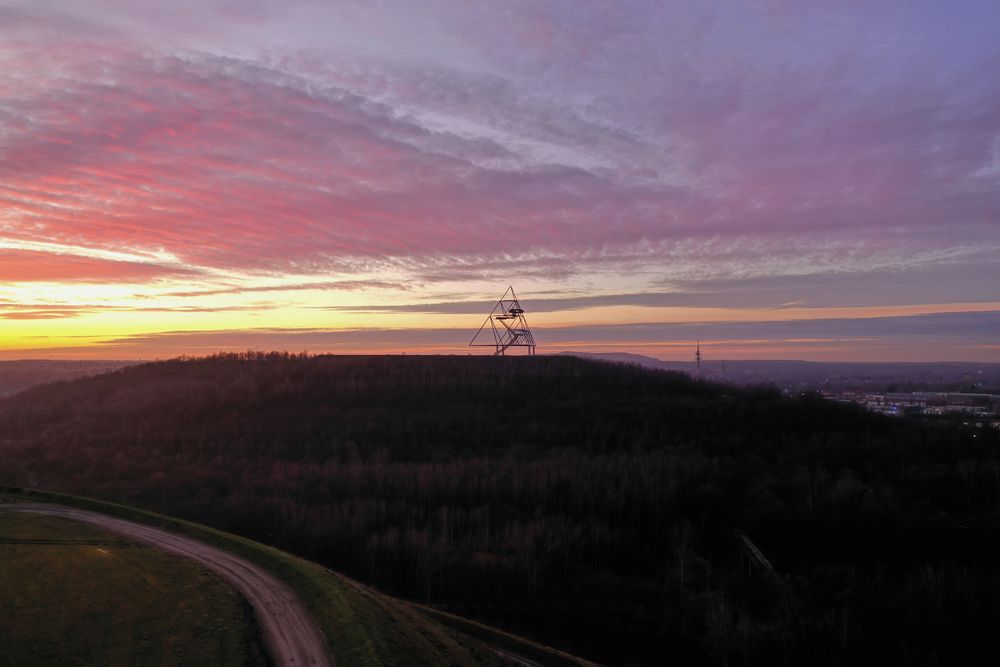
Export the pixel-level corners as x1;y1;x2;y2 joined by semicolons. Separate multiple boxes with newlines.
1;1;998;361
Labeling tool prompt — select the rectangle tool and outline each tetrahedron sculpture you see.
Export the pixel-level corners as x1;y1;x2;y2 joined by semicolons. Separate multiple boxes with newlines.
470;286;536;356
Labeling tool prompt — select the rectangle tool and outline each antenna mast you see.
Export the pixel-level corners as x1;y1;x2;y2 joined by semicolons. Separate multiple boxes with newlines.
470;286;536;356
695;340;702;381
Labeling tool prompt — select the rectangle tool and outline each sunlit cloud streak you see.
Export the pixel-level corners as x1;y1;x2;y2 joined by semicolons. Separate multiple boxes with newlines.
3;310;993;363
0;249;199;283
0;302;274;320
160;280;410;298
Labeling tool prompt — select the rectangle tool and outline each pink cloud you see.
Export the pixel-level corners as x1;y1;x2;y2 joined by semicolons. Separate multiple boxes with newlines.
0;2;996;299
1;47;701;275
0;249;197;282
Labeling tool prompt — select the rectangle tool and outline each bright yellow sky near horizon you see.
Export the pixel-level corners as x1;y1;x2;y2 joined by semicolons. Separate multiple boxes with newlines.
3;270;998;361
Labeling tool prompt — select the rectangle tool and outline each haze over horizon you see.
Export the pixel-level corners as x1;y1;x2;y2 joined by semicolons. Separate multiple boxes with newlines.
2;1;998;361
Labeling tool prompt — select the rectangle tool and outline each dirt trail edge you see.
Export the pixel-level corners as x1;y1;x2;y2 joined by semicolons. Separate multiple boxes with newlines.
1;502;332;667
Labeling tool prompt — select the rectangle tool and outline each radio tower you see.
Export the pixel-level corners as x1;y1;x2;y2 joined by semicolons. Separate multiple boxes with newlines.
695;340;702;381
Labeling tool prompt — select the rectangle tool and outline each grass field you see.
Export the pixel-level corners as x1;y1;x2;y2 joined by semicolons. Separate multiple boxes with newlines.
0;512;263;667
1;489;595;667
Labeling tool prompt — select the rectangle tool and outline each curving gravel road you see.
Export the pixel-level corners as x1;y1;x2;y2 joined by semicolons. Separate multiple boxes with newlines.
1;502;332;667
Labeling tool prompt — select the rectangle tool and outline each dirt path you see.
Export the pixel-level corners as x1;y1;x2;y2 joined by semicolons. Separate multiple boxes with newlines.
1;503;332;667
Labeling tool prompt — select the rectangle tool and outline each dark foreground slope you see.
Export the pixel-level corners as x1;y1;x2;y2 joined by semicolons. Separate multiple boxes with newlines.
2;353;1000;665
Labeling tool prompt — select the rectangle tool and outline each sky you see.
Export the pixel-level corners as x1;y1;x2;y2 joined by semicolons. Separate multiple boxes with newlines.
1;1;998;361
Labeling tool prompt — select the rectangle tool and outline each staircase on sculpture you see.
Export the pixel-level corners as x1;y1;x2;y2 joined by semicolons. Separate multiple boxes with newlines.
470;286;537;356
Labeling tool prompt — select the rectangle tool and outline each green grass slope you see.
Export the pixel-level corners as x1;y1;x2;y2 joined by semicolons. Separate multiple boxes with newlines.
0;489;595;667
0;511;260;667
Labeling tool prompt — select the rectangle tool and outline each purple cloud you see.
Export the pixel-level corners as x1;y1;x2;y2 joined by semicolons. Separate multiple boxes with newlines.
0;1;998;359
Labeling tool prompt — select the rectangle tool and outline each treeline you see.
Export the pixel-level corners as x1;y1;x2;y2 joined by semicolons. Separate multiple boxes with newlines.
0;359;133;396
2;353;999;665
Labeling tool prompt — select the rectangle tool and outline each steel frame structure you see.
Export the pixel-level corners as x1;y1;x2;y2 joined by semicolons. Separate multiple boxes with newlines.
470;286;536;356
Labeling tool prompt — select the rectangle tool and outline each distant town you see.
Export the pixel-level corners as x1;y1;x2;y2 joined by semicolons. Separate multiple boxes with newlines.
822;389;1000;426
563;352;1000;428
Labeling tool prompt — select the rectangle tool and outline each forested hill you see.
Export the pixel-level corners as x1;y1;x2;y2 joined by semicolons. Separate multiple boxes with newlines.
0;359;134;397
2;353;1000;666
